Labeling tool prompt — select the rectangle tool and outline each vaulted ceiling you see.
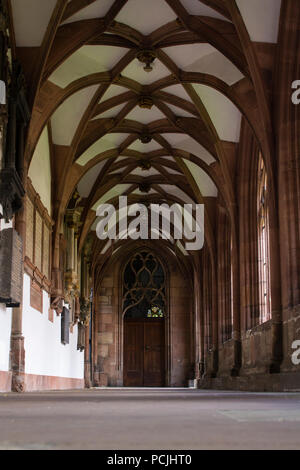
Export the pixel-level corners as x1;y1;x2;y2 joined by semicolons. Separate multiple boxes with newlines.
9;0;282;260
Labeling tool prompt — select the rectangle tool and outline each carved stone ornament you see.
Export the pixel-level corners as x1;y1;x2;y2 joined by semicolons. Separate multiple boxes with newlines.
64;285;79;306
138;96;154;109
139;133;152;144
136;49;156;72
0;168;25;222
139;182;151;194
0;3;9;35
80;297;91;326
77;322;85;352
138;159;152;171
50;296;63;316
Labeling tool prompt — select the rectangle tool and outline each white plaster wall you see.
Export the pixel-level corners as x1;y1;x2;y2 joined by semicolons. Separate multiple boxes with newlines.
22;274;84;379
0;219;14;372
0;304;12;372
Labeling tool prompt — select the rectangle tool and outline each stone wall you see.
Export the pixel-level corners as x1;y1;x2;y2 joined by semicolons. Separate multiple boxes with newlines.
169;267;192;386
217;340;235;377
281;306;300;374
240;321;272;376
95;270;119;387
199;308;300;391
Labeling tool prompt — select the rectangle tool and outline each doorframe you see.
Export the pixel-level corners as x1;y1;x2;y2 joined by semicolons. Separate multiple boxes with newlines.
117;248;171;387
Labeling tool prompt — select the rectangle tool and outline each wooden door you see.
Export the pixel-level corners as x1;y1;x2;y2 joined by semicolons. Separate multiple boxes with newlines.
124;319;165;387
123;321;144;386
143;320;165;386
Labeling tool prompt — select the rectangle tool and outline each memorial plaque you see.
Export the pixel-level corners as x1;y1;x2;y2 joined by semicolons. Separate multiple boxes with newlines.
61;307;70;345
77;323;85;352
30;279;43;313
0;228;23;307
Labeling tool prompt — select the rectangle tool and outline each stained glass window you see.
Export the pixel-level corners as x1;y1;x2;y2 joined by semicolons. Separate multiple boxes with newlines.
147;306;164;318
257;153;271;324
123;251;166;319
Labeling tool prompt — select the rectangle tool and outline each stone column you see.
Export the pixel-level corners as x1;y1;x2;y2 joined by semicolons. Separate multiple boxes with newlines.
273;0;299;373
211;259;219;377
10;161;28;392
202;246;218;378
65;208;82;322
192;255;202;384
80;253;92;387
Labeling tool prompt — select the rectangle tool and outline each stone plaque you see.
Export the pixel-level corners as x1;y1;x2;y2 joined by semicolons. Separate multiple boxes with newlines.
0;228;23;307
61;307;70;345
30;280;43;313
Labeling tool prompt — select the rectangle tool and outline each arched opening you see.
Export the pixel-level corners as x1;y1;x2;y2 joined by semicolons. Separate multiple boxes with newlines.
257;153;271;324
122;251;167;387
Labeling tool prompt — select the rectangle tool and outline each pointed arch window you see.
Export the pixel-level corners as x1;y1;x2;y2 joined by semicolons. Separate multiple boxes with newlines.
257;154;271;323
123;251;166;319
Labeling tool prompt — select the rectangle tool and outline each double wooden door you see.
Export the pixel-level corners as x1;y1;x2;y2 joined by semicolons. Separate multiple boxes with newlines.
124;319;165;387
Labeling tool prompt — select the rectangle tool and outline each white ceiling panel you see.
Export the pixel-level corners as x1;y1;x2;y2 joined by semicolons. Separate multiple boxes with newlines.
193;85;242;142
115;0;176;35
180;0;230;22
184;159;217;197
49;46;128;88
163;133;216;165
92;184;132;209
93;103;127;120
166;103;197;118
100;85;130;103
62;0;114;25
158;185;194;204
163;44;244;85
161;85;194;103
236;0;282;43
51;85;98;145
11;0;57;47
77;133;131;166
77;161;107;197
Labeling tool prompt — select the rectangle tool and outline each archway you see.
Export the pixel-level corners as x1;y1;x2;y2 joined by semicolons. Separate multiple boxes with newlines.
122;251;167;387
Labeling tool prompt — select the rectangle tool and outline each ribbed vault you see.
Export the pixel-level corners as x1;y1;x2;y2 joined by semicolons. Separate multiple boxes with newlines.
10;0;282;265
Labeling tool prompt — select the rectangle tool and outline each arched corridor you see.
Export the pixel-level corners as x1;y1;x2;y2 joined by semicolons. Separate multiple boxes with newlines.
0;0;299;450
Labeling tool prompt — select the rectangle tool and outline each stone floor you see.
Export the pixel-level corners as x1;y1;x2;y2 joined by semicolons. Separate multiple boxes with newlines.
0;388;300;450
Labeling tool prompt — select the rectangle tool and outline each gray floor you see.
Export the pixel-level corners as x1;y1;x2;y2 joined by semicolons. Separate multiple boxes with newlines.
0;388;300;450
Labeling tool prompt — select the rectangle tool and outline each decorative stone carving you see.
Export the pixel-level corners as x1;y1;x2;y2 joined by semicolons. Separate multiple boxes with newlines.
0;46;29;222
138;182;151;194
138;159;152;171
80;297;91;325
50;296;63;316
138;96;154;109
139;133;152;144
64;283;80;322
0;168;24;221
136;49;156;72
63;204;83;323
77;322;85;352
0;8;29;222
